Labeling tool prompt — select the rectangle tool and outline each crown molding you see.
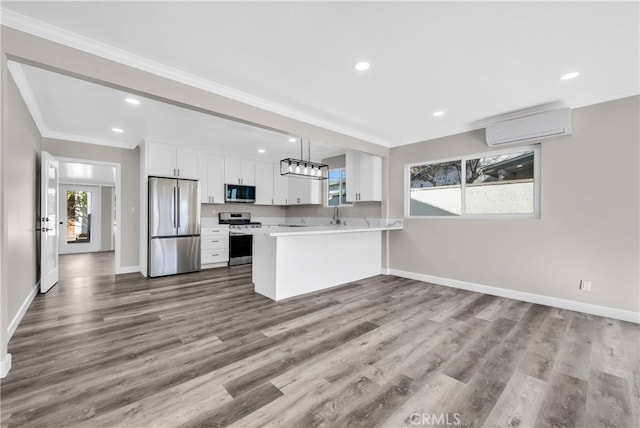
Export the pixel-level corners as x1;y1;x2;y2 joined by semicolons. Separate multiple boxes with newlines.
8;59;138;150
567;84;640;112
43;131;139;150
1;9;393;148
7;60;48;135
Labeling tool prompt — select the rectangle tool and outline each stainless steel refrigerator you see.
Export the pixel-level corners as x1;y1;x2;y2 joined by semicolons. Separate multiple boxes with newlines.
148;177;201;277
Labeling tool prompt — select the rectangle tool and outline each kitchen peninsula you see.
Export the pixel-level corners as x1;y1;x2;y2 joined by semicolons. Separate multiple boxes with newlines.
252;220;403;300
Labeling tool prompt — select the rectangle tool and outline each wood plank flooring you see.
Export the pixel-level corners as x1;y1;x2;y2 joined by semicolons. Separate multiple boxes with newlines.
1;254;638;428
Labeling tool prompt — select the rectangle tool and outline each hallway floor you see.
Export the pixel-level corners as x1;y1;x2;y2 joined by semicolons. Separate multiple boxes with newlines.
59;251;115;279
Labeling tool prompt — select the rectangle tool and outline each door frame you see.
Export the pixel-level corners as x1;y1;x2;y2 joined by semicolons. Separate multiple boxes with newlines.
55;157;124;274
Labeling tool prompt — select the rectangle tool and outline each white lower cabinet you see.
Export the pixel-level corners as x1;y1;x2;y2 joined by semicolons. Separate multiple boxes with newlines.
201;223;229;268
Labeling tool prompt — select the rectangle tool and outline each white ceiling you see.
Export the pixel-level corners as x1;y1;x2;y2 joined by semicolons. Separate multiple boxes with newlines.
2;1;639;150
8;61;343;163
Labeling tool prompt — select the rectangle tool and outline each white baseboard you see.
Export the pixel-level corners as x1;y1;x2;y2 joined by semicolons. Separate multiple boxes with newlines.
116;265;141;275
385;269;640;324
1;353;11;378
8;282;39;340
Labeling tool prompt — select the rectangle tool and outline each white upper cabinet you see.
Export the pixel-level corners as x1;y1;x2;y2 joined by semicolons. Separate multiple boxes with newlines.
176;148;200;179
198;155;225;204
273;164;289;205
346;150;382;202
254;162;275;205
288;177;322;205
225;158;255;185
146;141;199;179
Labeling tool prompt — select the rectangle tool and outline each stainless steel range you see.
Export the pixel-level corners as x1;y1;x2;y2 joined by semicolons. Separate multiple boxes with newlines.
218;212;262;266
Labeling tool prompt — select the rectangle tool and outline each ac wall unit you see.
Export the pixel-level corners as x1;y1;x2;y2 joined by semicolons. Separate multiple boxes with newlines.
485;108;572;147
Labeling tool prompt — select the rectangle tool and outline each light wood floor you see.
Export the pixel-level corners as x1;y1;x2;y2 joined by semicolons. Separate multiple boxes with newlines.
1;254;638;428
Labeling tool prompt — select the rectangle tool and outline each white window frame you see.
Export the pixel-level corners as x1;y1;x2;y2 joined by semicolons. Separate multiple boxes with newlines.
326;167;352;208
405;144;541;219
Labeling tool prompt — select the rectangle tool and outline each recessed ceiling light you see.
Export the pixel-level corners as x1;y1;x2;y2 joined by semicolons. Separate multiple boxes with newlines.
125;97;140;105
561;72;580;80
258;149;266;154
288;137;297;142
433;111;445;117
354;61;371;72
112;127;124;133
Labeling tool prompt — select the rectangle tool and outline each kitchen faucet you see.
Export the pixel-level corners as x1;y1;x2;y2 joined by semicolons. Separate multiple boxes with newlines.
332;206;341;225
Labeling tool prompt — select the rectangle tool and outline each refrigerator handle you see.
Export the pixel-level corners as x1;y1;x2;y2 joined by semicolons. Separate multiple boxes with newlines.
177;185;181;229
173;186;177;228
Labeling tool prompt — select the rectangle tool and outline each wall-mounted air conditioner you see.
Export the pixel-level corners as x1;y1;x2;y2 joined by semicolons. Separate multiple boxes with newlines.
485;108;572;147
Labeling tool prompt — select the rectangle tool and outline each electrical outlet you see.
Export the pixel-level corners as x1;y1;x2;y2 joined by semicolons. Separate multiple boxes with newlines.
579;280;591;291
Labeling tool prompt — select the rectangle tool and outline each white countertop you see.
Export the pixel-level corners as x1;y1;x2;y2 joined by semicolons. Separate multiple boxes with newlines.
258;220;403;237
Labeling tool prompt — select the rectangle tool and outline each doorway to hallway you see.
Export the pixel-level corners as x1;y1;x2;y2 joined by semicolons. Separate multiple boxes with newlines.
59;184;103;254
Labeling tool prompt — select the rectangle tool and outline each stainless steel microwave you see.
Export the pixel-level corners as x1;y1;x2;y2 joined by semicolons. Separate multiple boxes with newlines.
225;184;256;203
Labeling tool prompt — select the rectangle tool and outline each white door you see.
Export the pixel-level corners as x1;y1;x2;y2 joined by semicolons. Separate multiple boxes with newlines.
59;185;101;254
40;152;59;293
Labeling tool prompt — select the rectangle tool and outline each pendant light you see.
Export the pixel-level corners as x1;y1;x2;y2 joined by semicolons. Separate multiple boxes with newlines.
280;139;328;180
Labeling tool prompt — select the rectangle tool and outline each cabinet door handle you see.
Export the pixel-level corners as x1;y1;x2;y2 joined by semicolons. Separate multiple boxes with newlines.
211;253;219;257
177;168;180;176
211;240;219;243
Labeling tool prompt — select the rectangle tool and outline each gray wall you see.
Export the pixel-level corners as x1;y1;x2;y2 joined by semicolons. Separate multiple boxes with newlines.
41;139;140;269
4;72;41;329
388;96;640;313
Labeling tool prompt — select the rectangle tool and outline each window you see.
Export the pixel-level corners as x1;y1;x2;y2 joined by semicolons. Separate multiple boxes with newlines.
407;146;539;217
327;168;351;207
